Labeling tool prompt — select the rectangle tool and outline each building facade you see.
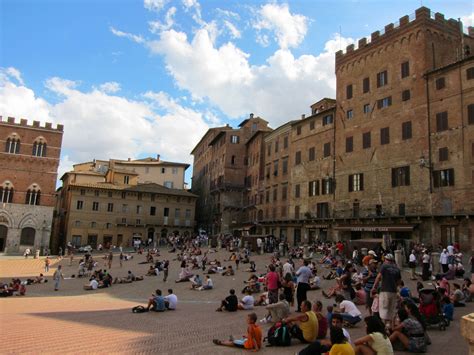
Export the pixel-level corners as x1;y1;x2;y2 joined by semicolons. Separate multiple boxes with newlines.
0;116;63;253
52;159;197;250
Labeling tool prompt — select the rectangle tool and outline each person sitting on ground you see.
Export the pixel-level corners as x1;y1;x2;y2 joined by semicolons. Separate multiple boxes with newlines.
242;274;261;294
353;283;366;305
254;290;269;306
462;278;473;302
354;316;393;355
389;305;427;353
222;265;235;276
281;272;295;306
216;289;238;312
322;277;343;298
313;300;328;340
146;265;158;276
451;283;466;307
263;293;290;323
328;326;355;355
245;260;256;272
175;267;193;282
238;290;255;310
455;262;465;278
146;289;166;312
310;271;322;290
197;275;213;290
212;312;262;351
282;300;318;343
84;276;99;291
164;289;178;310
190;274;203;289
441;296;454;322
335;295;362;326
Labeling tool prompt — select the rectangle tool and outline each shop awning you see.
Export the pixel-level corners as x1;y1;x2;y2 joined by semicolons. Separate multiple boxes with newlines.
333;224;416;232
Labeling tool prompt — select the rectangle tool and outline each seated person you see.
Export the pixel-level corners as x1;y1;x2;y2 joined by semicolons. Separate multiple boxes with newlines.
310;272;321;290
451;283;466;307
264;293;290;323
100;272;113;288
441;296;454;321
313;300;328;340
175;267;193;282
254;290;269;306
197;275;213;290
354;316;393;354
322;278;342;298
216;289;238;312
146;289;166;312
462;278;473;302
245;261;256;272
455;263;465;278
213;313;262;351
335;295;362;325
222;265;235;276
190;274;203;289
84;276;99;291
164;289;178;310
146;265;158;276
238;290;255;310
354;283;367;305
282;300;318;343
389;307;427;353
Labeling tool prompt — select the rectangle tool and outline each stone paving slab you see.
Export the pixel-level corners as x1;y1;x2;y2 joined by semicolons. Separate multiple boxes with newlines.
0;250;472;354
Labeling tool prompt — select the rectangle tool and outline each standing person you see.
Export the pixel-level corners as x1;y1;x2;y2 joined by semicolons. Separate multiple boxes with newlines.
108;251;113;269
421;250;430;281
266;264;280;304
371;254;401;329
362;260;378;315
162;260;169;282
119;252;123;267
408;250;417;280
44;257;51;273
53;265;64;291
69;251;74;266
58;246;63;259
439;249;449;273
24;248;31;259
296;260;312;312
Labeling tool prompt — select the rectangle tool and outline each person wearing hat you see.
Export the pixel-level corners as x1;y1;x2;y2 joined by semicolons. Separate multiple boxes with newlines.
371;253;401;329
362;259;378;315
362;250;376;267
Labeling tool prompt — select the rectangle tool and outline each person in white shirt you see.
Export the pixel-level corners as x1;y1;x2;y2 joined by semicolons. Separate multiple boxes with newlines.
84;276;99;290
238;290;255;310
283;260;294;277
199;275;213;290
164;289;178;310
409;251;417;280
440;249;449;273
335;295;362;325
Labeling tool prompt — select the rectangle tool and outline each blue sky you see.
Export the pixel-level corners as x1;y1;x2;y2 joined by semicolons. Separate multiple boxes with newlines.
1;0;473;186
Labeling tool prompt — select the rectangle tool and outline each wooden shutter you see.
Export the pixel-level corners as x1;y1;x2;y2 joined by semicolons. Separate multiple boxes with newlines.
348;175;353;192
360;174;364;191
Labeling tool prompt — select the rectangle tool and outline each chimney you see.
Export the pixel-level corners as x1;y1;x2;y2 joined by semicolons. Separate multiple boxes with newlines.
249;113;254;119
156;154;160;161
301;114;305;119
128;158;131;161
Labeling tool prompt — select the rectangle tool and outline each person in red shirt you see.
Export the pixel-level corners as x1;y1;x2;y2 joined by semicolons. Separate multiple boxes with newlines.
266;264;280;304
213;313;262;351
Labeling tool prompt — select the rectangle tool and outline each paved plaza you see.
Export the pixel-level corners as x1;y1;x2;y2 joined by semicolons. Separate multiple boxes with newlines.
0;250;472;354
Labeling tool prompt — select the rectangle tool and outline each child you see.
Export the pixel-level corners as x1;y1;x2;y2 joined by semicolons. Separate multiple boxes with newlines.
441;296;454;321
213;312;262;351
371;292;380;319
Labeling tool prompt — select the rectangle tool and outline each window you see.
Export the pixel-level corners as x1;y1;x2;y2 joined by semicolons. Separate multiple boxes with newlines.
185;209;191;218
295;151;301;165
32;142;47;157
363;104;371;114
296;126;302;135
74;221;81;227
106;223;112;229
136;219;141;225
467;67;474;80
323;142;331;158
377;96;392;109
283;136;288;149
377;70;388;87
161;167;166;174
164;181;173;188
274;139;279;152
376;204;383;216
136;205;142;214
94;190;99;197
281;206;287;217
230;135;240;144
322;178;334;195
309;121;315;130
121;191;126;199
316;203;329;218
108;191;113;198
353;202;360;218
402;121;412;140
150;206;156;216
91;222;97;228
273;188;277;201
172;167;178;174
359;78;369;95
346;84;353;99
267;143;272;156
349;174;364;192
381;127;390;145
436;111;448;132
25;189;40;205
107;203;114;212
231;155;235;165
323;114;333;125
122;204;128;213
468;104;474;125
92;202;99;211
399;203;406;216
72;236;82;247
439;147;449;162
0;186;13;203
137;193;142;200
295;184;300;198
402;89;411;101
435;77;445;90
265;190;270;203
281;185;287;200
273;161;278;176
363;132;371;149
308;180;320;196
20;227;35;245
121;217;127;224
266;165;271;179
345;136;353;153
151;194;155;202
124;175;130;184
5;138;20;154
163;207;169;217
76;200;83;210
80;189;86;196
294;206;300;220
433;169;455;187
346;110;353;119
309;147;315;161
282;158;288;175
392;166;410;187
401;61;410;78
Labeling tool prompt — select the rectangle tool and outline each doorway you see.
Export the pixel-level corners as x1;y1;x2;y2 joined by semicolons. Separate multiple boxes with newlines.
0;225;7;252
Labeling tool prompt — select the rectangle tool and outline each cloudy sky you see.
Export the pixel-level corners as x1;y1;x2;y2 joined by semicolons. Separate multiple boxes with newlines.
1;0;472;185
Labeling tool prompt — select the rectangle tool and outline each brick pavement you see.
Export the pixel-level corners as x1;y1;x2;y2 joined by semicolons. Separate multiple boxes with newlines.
0;250;472;354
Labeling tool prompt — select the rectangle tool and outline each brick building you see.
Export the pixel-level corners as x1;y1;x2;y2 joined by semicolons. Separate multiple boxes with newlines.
52;158;197;250
0;116;63;254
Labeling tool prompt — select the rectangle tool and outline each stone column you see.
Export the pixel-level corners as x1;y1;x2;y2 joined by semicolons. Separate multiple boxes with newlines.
394;250;403;267
460;313;474;355
431;252;440;275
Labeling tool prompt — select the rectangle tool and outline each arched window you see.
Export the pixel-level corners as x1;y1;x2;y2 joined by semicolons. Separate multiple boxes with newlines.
32;137;47;157
0;181;14;203
20;227;35;245
25;184;41;205
5;135;20;154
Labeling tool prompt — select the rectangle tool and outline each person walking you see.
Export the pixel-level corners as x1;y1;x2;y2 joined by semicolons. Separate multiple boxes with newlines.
53;265;64;291
421;250;430;281
295;260;312;312
440;249;449;273
163;260;169;282
408;250;417;280
44;257;51;273
266;264;280;304
108;251;113;269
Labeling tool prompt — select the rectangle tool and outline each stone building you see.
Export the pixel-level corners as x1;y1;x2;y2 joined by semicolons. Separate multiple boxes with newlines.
52;159;196;250
0;116;63;254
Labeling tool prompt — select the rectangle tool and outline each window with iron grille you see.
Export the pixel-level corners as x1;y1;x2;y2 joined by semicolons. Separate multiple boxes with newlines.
391;166;410;187
349;174;364;192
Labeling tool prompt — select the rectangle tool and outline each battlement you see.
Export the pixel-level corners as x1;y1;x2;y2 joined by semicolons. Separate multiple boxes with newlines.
0;116;64;132
335;7;462;67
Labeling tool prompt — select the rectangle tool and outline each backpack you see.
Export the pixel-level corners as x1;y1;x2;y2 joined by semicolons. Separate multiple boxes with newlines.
267;322;291;346
132;305;148;313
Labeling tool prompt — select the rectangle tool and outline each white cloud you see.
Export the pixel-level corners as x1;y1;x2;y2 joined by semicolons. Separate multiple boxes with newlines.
0;69;211;181
98;82;121;93
144;0;168;12
149;6;176;33
461;12;474;30
253;3;308;49
182;0;205;26
110;26;145;44
224;20;241;39
1;67;24;85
